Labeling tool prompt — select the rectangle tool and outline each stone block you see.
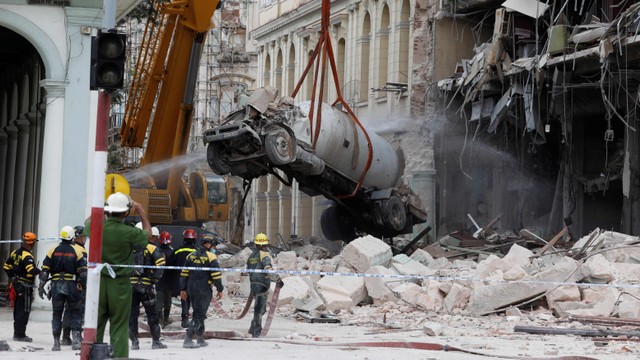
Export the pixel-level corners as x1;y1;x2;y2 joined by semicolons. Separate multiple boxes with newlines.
275;251;297;275
502;244;534;268
581;254;617;283
340;235;392;272
443;283;471;313
545;286;581;310
364;265;401;303
277;276;310;306
291;277;325;312
410;248;434;266
317;272;367;308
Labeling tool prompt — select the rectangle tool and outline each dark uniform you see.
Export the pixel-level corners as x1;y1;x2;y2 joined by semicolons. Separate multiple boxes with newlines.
39;227;88;351
173;239;196;328
155;237;175;327
3;233;41;342
84;215;148;358
179;241;223;348
129;242;166;349
247;244;282;338
61;230;87;346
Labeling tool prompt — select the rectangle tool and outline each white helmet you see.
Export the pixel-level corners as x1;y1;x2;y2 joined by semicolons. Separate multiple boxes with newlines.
104;192;132;213
135;222;143;229
152;227;160;237
60;225;75;241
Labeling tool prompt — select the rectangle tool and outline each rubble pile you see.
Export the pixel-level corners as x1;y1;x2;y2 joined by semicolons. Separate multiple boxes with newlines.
222;229;640;323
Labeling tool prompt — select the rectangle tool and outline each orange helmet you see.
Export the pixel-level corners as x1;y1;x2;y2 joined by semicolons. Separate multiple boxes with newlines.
22;232;38;244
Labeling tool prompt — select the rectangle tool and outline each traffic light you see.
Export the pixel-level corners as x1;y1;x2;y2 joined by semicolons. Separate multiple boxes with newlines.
90;29;126;91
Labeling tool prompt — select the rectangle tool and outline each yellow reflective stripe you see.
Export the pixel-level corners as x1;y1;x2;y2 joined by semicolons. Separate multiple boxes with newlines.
3;264;12;270
211;272;222;280
180;269;189;277
155;258;166;266
25;264;34;271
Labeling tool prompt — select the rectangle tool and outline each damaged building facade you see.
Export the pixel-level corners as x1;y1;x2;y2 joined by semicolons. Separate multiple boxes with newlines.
434;0;640;239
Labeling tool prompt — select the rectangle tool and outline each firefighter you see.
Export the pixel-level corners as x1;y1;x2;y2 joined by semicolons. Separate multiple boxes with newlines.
61;225;88;346
84;192;150;358
128;227;167;350
3;232;41;342
155;231;175;328
174;228;197;328
38;225;88;351
180;235;224;348
247;233;284;338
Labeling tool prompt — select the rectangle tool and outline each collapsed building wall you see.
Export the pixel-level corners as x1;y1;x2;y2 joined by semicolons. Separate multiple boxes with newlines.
434;0;640;238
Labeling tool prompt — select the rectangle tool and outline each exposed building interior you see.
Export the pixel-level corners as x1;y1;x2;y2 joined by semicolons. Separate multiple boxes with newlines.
435;0;640;239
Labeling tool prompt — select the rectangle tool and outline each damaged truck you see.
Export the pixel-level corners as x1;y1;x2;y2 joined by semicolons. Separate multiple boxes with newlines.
203;88;427;242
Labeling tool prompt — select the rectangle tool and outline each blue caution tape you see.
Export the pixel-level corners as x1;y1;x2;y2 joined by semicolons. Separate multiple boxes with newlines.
87;262;640;290
0;237;60;243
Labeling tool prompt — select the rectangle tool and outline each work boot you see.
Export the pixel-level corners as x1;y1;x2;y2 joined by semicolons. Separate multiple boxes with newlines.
196;335;208;347
182;332;199;349
181;318;189;328
61;328;72;345
152;340;167;349
130;334;139;350
71;331;83;350
13;335;33;342
52;336;61;351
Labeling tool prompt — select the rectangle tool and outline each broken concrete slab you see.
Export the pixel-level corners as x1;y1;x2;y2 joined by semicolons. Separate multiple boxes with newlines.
291;277;326;312
409;248;434;266
364;265;402;303
316;267;368;310
502;243;534;268
467;257;587;315
277;276;310;306
443;283;471;313
581;254;618;283
340;235;393;273
546;286;581;310
275;250;297;275
391;254;436;277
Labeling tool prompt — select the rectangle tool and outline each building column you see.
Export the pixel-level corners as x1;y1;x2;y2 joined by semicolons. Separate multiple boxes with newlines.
35;79;66;267
10;118;31;237
1;124;18;243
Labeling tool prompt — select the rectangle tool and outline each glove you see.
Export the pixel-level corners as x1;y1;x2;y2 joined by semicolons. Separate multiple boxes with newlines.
276;279;285;288
180;290;187;301
38;284;46;300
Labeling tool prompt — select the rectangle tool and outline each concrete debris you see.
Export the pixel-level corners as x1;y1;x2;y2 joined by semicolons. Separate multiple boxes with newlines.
217;226;640;331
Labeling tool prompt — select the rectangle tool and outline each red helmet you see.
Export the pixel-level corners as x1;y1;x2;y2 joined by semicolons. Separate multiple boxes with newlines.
159;231;172;244
183;229;197;240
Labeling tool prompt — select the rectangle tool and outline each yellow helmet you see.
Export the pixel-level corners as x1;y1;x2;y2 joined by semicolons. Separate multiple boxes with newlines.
254;233;268;245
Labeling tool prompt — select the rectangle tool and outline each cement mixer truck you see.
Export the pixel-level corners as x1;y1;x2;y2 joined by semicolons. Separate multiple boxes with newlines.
203;88;427;242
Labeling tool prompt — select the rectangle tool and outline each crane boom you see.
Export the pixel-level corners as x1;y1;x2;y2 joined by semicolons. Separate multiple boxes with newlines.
116;0;228;224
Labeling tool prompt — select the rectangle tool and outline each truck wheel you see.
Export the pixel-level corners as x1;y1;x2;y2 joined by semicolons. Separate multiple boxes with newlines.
207;142;231;175
265;127;295;165
320;206;356;242
381;196;406;232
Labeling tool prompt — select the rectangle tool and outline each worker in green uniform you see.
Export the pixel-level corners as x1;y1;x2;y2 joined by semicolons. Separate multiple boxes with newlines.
84;192;151;358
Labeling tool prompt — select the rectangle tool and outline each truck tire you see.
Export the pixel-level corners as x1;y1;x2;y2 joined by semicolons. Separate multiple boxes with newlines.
380;196;406;232
320;206;356;242
207;142;231;175
265;127;295;165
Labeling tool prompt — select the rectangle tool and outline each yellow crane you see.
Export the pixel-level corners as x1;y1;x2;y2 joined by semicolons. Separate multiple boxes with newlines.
112;0;229;225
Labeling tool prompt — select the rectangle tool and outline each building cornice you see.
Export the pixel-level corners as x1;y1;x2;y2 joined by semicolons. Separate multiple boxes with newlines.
65;6;103;27
252;0;351;40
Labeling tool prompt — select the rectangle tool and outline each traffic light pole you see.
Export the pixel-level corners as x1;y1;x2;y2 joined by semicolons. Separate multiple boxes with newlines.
80;90;109;360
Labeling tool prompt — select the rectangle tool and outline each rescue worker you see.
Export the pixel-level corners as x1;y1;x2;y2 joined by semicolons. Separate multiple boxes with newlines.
2;232;41;342
173;228;197;328
155;231;175;328
129;227;167;350
84;192;150;358
180;234;224;348
38;225;88;351
247;233;284;338
61;225;87;346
